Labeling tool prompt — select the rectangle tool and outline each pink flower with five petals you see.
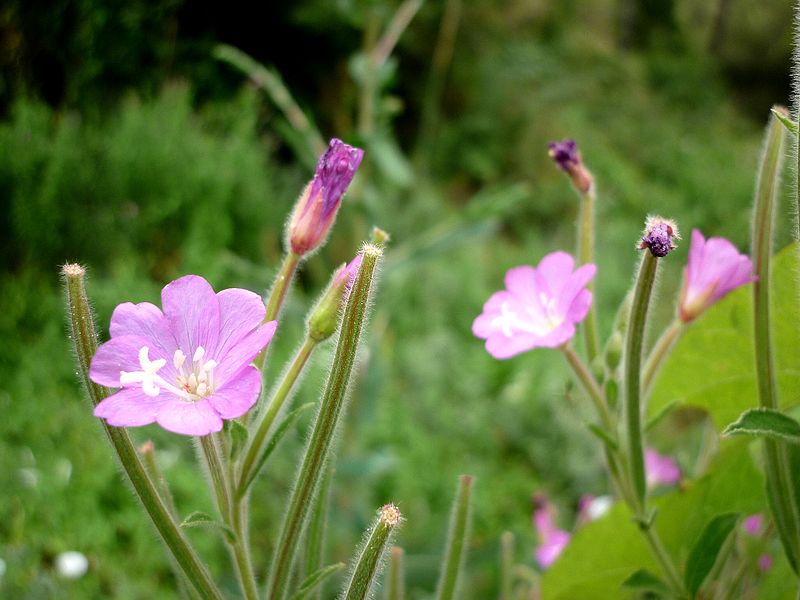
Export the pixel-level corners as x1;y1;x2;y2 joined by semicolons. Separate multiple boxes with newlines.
679;229;754;323
472;251;596;359
90;275;277;436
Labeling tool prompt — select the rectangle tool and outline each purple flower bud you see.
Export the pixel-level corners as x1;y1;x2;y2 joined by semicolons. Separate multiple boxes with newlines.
548;139;593;194
548;139;579;172
639;216;680;258
288;138;365;256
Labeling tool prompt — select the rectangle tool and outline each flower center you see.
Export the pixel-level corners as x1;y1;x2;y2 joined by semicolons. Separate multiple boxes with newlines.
492;296;564;338
119;346;217;401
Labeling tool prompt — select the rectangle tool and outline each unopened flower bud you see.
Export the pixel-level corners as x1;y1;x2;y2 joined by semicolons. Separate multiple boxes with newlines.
308;255;362;341
548;139;594;194
604;330;623;371
639;216;680;258
288;138;364;256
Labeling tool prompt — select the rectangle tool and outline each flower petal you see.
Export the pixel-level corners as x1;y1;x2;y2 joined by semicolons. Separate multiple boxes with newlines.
94;388;167;427
504;266;537;299
109;302;177;359
485;331;540;359
161;275;220;357
214;288;267;361
89;334;161;387
472;291;513;339
214;321;277;386
537;251;575;295
155;399;223;436
207;366;261;419
556;264;596;313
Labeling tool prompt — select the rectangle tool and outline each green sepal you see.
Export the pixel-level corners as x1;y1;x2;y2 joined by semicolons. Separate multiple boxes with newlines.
684;512;739;598
723;407;800;445
771;107;798;134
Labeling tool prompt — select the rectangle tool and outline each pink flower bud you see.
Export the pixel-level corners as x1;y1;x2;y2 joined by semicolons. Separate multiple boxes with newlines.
288;138;364;256
548;139;594;194
639;216;680;258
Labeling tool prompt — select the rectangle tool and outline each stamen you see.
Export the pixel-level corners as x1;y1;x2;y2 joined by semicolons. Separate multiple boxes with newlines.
193;346;205;363
173;349;186;371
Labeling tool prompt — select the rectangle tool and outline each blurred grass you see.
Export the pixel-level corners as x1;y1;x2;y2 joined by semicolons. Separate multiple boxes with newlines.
0;1;794;597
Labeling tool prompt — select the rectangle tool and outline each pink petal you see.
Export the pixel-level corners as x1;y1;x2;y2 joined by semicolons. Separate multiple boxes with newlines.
556;264;596;314
537;252;575;295
89;334;160;387
534;322;577;348
94;388;168;427
109;302;177;359
213;288;267;361
472;291;513;339
566;289;593;324
155;399;223;436
485;331;540;359
504;266;537;299
535;530;571;569
214;321;277;385
207;366;261;419
687;229;706;281
161;275;220;358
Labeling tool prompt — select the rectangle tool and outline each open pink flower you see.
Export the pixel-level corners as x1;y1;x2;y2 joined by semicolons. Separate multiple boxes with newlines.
533;494;571;569
472;251;596;359
679;229;754;323
90;275;277;436
644;448;681;489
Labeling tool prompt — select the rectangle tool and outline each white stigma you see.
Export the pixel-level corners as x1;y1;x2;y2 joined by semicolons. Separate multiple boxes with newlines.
119;346;166;397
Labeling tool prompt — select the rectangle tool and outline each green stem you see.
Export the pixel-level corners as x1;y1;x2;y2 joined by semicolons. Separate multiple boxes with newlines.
623;252;658;510
641;526;685;597
561;345;614;432
340;505;402;600
266;245;382;600
752;110;800;573
499;532;513;600
642;319;684;397
239;337;317;495
62;265;223;600
577;189;601;364
201;435;259;600
435;475;475;600
305;465;333;600
385;547;405;600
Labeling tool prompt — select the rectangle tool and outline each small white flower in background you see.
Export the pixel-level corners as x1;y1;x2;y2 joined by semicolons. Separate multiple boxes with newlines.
55;551;88;579
0;557;6;580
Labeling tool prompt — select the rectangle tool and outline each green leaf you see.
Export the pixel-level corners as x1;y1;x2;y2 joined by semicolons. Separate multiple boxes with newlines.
241;402;314;493
621;569;669;597
289;562;345;600
723;408;800;444
648;244;800;430
771;107;799;135
228;420;249;461
180;511;237;544
542;441;763;600
586;423;618;450
684;512;739;598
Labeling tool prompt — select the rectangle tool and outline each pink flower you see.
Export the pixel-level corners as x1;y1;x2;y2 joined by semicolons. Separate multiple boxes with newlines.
644;448;681;489
743;513;764;537
288;138;364;256
472;251;596;359
533;495;571;569
90;275;277;436
679;229;754;323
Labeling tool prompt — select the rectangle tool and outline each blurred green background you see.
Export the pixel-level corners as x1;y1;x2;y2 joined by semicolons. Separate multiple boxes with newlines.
0;0;795;597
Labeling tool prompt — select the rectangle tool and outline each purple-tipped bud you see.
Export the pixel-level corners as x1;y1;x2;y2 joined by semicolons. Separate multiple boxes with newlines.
288;138;365;256
308;254;363;342
548;139;593;194
639;216;680;258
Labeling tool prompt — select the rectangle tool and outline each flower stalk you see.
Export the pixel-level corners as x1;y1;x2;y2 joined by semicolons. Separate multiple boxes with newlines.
339;504;403;600
435;475;475;600
642;319;684;396
385;547;405;600
62;264;223;600
577;188;601;363
751;109;800;573
266;244;382;600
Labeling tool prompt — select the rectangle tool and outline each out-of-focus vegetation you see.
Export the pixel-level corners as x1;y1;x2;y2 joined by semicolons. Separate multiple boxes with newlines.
0;0;795;597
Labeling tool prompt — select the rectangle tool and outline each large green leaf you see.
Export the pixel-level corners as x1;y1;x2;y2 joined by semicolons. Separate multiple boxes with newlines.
542;441;763;600
648;244;800;430
684;513;739;598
